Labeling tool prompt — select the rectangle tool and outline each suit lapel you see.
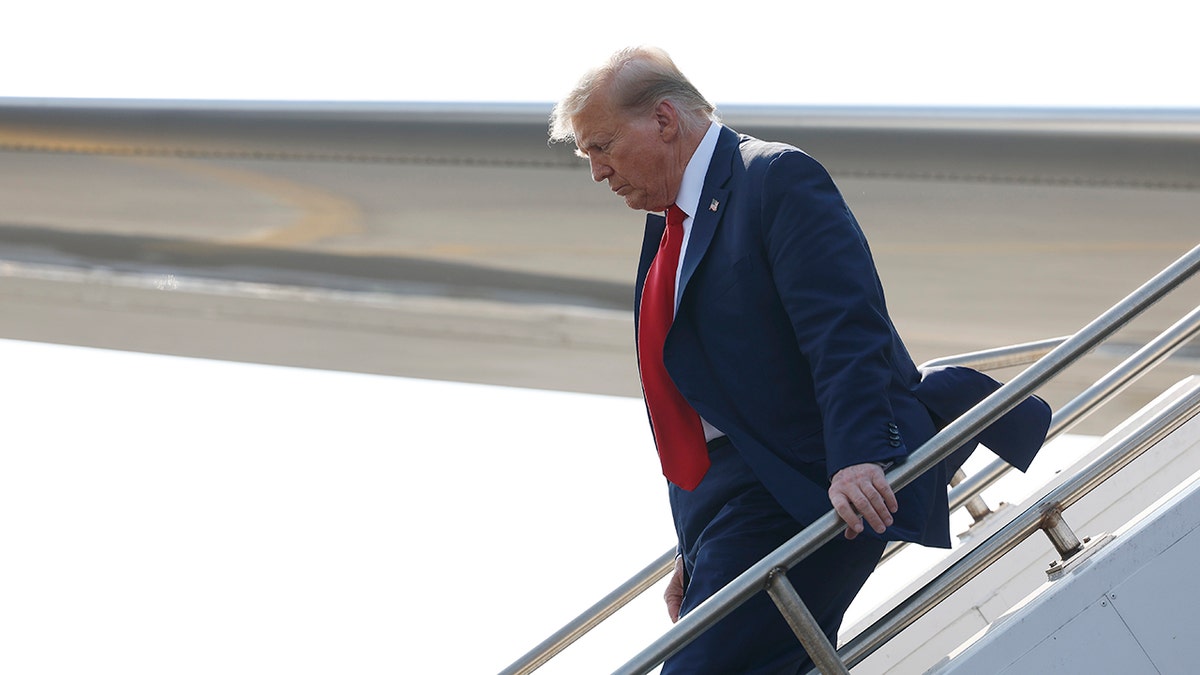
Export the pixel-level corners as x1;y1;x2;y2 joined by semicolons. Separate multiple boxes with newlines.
635;212;667;327
676;126;738;308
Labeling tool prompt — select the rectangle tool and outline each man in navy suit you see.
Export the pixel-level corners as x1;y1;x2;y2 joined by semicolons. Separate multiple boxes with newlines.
550;47;1049;673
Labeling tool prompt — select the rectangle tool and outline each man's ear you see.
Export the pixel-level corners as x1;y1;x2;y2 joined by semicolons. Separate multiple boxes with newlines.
655;100;680;142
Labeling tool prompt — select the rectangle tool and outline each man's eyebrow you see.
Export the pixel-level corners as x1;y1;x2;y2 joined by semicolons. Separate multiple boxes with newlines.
574;137;605;159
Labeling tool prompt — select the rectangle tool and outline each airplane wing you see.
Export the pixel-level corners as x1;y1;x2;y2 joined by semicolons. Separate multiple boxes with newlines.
1;99;1197;431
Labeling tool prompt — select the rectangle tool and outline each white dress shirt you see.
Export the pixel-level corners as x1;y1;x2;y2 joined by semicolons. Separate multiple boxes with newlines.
667;121;725;442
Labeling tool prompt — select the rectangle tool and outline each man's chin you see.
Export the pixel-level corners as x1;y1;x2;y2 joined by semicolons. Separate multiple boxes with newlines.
623;195;667;213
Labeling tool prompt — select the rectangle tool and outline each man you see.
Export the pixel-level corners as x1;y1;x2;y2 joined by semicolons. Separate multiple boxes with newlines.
549;47;1050;673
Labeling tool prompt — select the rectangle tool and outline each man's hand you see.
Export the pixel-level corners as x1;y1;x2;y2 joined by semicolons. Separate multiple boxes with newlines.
829;463;898;540
664;555;685;623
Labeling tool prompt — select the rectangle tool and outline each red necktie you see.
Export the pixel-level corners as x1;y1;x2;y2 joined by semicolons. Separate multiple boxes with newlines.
638;204;711;490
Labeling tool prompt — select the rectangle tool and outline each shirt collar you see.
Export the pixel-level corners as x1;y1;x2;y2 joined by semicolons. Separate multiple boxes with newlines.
674;121;721;220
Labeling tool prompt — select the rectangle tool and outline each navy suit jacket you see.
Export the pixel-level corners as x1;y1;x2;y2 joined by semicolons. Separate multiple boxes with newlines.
634;126;1050;549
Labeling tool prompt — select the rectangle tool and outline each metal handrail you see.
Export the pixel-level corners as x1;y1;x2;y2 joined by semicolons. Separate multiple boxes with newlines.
947;303;1200;514
920;336;1070;372
497;550;676;675
498;242;1200;675
837;378;1200;669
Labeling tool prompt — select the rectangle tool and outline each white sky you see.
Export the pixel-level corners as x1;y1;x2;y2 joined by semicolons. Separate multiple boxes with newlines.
5;0;1200;107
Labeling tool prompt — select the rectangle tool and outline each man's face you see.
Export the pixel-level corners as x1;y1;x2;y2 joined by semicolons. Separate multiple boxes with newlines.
572;91;679;213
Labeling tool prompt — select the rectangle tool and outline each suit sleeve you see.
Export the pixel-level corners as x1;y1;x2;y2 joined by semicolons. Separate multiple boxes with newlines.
759;150;906;476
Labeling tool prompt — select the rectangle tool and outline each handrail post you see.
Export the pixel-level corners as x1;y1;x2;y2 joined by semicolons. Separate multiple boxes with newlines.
950;469;993;524
765;570;850;675
1040;505;1083;560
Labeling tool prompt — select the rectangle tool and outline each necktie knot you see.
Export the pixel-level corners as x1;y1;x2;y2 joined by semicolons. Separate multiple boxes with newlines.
667;204;687;229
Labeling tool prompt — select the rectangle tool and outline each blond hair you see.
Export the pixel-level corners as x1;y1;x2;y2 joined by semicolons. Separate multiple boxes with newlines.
549;46;717;143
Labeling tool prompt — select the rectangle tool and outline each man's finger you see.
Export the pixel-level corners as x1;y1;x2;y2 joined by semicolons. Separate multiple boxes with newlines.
866;486;895;528
850;489;889;533
873;473;899;513
828;491;864;536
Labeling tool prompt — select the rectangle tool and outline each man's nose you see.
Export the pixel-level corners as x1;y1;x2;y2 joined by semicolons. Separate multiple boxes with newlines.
589;158;611;183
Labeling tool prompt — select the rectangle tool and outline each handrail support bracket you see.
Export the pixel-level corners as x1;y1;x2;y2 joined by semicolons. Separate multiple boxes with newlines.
1040;504;1083;560
951;469;994;524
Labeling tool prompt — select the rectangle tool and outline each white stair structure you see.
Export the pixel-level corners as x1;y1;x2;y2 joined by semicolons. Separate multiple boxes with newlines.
854;378;1200;673
932;420;1200;673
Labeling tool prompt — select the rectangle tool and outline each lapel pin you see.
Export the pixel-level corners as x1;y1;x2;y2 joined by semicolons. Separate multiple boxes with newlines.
709;199;719;212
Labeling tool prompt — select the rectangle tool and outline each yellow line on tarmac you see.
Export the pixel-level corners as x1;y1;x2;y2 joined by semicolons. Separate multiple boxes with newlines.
139;158;364;247
0;124;363;247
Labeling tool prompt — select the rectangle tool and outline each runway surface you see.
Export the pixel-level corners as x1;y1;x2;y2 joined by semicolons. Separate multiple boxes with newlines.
1;100;1197;435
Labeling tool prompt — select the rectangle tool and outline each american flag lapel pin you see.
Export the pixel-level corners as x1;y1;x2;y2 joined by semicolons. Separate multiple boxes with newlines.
709;199;719;212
